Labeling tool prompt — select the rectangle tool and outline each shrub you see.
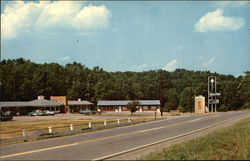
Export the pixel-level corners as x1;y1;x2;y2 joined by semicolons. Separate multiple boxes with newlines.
242;103;250;109
218;104;229;112
127;101;139;115
178;106;185;113
163;104;170;112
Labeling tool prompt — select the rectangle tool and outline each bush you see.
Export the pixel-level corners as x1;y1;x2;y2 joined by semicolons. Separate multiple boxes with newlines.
178;106;185;113
163;104;170;112
218;104;229;112
242;103;250;109
127;101;139;115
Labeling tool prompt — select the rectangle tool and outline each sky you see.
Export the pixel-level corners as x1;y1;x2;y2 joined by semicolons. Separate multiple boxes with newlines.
1;1;250;76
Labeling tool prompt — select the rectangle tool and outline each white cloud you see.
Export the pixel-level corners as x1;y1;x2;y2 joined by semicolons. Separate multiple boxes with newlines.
128;63;148;71
162;60;177;72
201;57;215;68
175;46;183;51
59;56;71;62
215;1;250;8
1;1;111;40
195;8;245;32
198;56;204;60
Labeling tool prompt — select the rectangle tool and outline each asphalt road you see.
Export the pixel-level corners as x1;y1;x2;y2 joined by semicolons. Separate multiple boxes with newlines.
0;111;249;160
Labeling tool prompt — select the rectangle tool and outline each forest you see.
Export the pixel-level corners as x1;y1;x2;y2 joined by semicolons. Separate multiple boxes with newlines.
1;58;249;112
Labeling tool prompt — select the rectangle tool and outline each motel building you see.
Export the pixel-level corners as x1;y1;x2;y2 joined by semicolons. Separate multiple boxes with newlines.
50;96;93;113
97;100;161;112
0;96;93;115
68;100;93;113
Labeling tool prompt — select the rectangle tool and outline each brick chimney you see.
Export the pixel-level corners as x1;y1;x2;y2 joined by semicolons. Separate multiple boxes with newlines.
50;96;68;113
38;95;44;100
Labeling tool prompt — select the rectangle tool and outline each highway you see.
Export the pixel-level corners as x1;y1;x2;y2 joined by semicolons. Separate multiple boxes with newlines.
0;111;249;160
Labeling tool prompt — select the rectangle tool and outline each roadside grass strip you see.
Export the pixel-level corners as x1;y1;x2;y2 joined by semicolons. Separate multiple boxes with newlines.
141;117;250;160
0;117;161;145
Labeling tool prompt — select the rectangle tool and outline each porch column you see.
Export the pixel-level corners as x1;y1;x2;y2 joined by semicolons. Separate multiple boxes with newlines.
139;106;143;112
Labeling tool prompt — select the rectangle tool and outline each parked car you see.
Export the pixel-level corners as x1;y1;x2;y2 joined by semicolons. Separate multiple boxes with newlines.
54;111;60;114
28;110;55;116
28;110;41;116
79;109;92;115
43;110;55;115
0;111;13;121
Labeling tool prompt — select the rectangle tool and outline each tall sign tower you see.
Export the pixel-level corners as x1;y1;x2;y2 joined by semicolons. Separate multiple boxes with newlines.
208;76;220;112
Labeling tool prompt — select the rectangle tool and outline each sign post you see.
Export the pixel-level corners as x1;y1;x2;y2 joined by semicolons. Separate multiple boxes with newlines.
208;76;221;112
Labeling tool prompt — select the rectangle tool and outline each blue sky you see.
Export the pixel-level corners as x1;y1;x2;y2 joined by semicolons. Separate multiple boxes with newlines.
1;1;250;76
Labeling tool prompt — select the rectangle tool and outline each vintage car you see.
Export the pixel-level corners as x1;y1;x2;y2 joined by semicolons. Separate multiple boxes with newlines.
43;110;55;115
28;110;42;116
28;110;55;116
0;111;13;121
79;109;92;115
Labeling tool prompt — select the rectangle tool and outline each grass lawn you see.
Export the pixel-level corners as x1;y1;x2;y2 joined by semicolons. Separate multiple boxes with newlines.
141;117;250;160
0;119;95;139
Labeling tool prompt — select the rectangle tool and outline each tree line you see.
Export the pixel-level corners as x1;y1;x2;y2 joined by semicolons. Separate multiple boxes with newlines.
1;58;249;112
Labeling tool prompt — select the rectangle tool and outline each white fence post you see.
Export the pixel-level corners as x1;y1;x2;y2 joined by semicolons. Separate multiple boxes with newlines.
48;126;52;134
117;119;120;125
22;129;26;137
88;122;92;128
128;118;131;123
104;120;107;126
70;124;73;131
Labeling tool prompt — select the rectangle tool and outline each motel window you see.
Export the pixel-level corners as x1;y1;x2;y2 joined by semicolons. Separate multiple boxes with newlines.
151;106;156;110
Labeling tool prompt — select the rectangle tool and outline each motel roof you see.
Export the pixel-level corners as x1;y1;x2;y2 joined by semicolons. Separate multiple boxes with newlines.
68;100;93;106
97;100;161;106
0;101;29;107
1;99;93;108
0;99;63;108
27;99;63;107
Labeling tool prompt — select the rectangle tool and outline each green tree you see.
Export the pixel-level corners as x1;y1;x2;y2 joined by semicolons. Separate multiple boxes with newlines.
0;57;247;114
179;87;195;112
222;81;241;110
164;88;179;111
131;83;144;99
127;101;139;115
238;72;250;107
67;81;86;100
93;73;115;101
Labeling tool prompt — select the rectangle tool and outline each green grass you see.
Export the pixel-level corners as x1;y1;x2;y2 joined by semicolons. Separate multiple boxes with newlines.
141;117;250;160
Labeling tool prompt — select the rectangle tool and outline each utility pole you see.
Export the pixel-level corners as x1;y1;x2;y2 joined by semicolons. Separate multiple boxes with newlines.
159;70;163;116
0;45;1;111
13;72;16;101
